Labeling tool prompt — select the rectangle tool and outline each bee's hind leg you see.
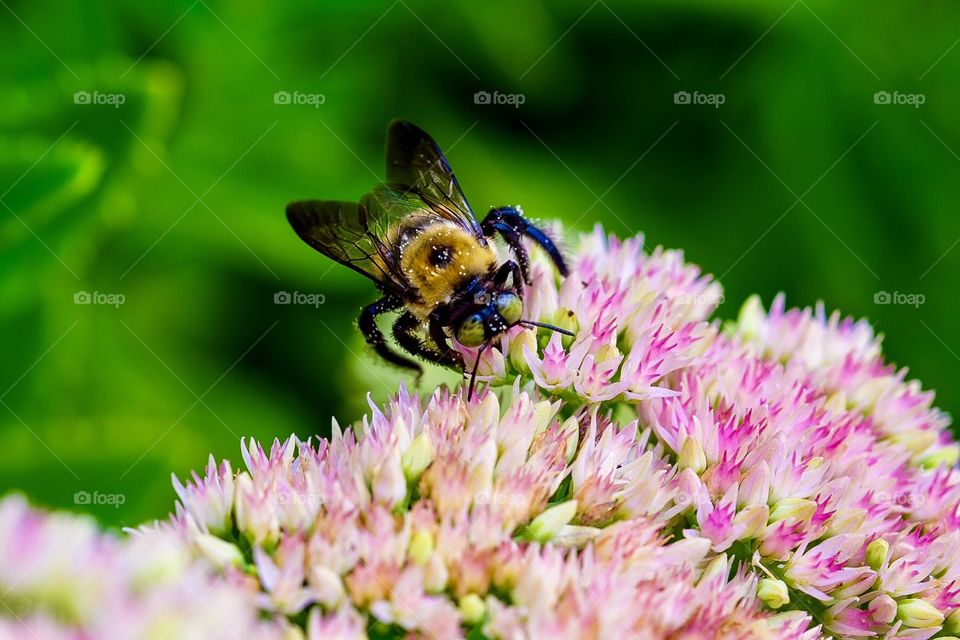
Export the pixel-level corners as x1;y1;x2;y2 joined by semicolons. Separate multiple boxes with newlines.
481;206;569;283
359;296;422;375
393;311;463;371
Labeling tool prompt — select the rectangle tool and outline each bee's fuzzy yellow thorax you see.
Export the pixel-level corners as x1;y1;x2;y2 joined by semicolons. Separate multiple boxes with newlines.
401;224;497;317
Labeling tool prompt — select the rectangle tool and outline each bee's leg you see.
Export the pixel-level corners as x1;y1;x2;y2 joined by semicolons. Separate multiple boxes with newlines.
481;206;569;283
492;259;523;296
393;311;463;369
359;296;422;375
427;310;465;369
488;220;531;284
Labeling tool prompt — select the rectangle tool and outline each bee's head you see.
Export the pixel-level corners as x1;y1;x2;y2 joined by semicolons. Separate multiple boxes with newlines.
454;290;523;347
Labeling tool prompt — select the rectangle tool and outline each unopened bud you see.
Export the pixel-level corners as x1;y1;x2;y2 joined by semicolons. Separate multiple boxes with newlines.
865;538;889;571
758;578;790;609
897;598;944;628
194;533;243;569
527;500;578;542
769;498;816;523
678;436;707;475
409;529;434;566
698;554;728;585
920;444;960;470
868;594;897;624
735;504;770;540
594;344;620;364
373;452;406;508
402;432;434;482
736;295;765;341
945;607;960;634
554;308;578;347
561;416;580;463
551;524;601;548
889;430;938;456
827;508;867;536
459;593;485;625
508;329;537;373
738;461;770;508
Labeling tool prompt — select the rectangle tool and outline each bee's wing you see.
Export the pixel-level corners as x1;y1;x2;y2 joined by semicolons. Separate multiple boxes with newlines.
385;120;485;240
285;199;412;295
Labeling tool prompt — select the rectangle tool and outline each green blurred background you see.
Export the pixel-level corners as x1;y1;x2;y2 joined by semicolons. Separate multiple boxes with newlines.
2;0;958;528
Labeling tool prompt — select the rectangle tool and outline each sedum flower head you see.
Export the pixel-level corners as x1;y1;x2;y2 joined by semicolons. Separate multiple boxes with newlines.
2;225;959;639
0;495;283;639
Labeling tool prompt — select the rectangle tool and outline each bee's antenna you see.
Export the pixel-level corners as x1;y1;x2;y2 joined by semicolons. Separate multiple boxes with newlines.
519;320;575;337
467;343;489;402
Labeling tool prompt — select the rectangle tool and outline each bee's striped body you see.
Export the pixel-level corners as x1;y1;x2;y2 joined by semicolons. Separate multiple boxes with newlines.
286;120;569;397
391;222;499;320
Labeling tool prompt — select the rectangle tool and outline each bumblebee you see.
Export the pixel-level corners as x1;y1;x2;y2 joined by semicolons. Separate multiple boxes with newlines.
286;120;570;395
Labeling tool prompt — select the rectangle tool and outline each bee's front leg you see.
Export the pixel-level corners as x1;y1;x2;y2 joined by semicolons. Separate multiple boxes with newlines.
481;206;569;283
393;311;463;370
492;260;523;296
359;296;422;374
427;310;465;370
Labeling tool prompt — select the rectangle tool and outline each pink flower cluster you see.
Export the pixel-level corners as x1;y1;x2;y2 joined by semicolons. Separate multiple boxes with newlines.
1;226;958;639
0;494;282;640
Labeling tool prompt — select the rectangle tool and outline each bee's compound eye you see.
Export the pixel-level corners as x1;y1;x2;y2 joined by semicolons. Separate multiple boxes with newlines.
494;292;523;325
456;314;486;347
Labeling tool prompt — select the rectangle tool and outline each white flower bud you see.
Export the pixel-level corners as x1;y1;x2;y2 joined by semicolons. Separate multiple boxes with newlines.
678;437;707;475
554;308;578;347
194;533;243;569
551;525;601;548
736;295;766;341
234;474;279;547
757;578;789;609
527;500;578;542
827;508;867;536
769;498;816;523
408;529;434;566
865;538;889;571
459;593;485;625
738;461;770;508
735;504;770;540
401;432;433;482
889;430;938;456
309;565;345;609
561;416;580;463
373;451;406;509
945;606;960;634
897;598;944;628
868;594;897;624
920;444;960;469
698;554;728;585
508;329;537;373
423;554;448;593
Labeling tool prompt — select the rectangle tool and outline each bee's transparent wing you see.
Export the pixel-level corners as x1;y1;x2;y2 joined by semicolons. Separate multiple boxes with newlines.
385;120;485;240
285;198;411;294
